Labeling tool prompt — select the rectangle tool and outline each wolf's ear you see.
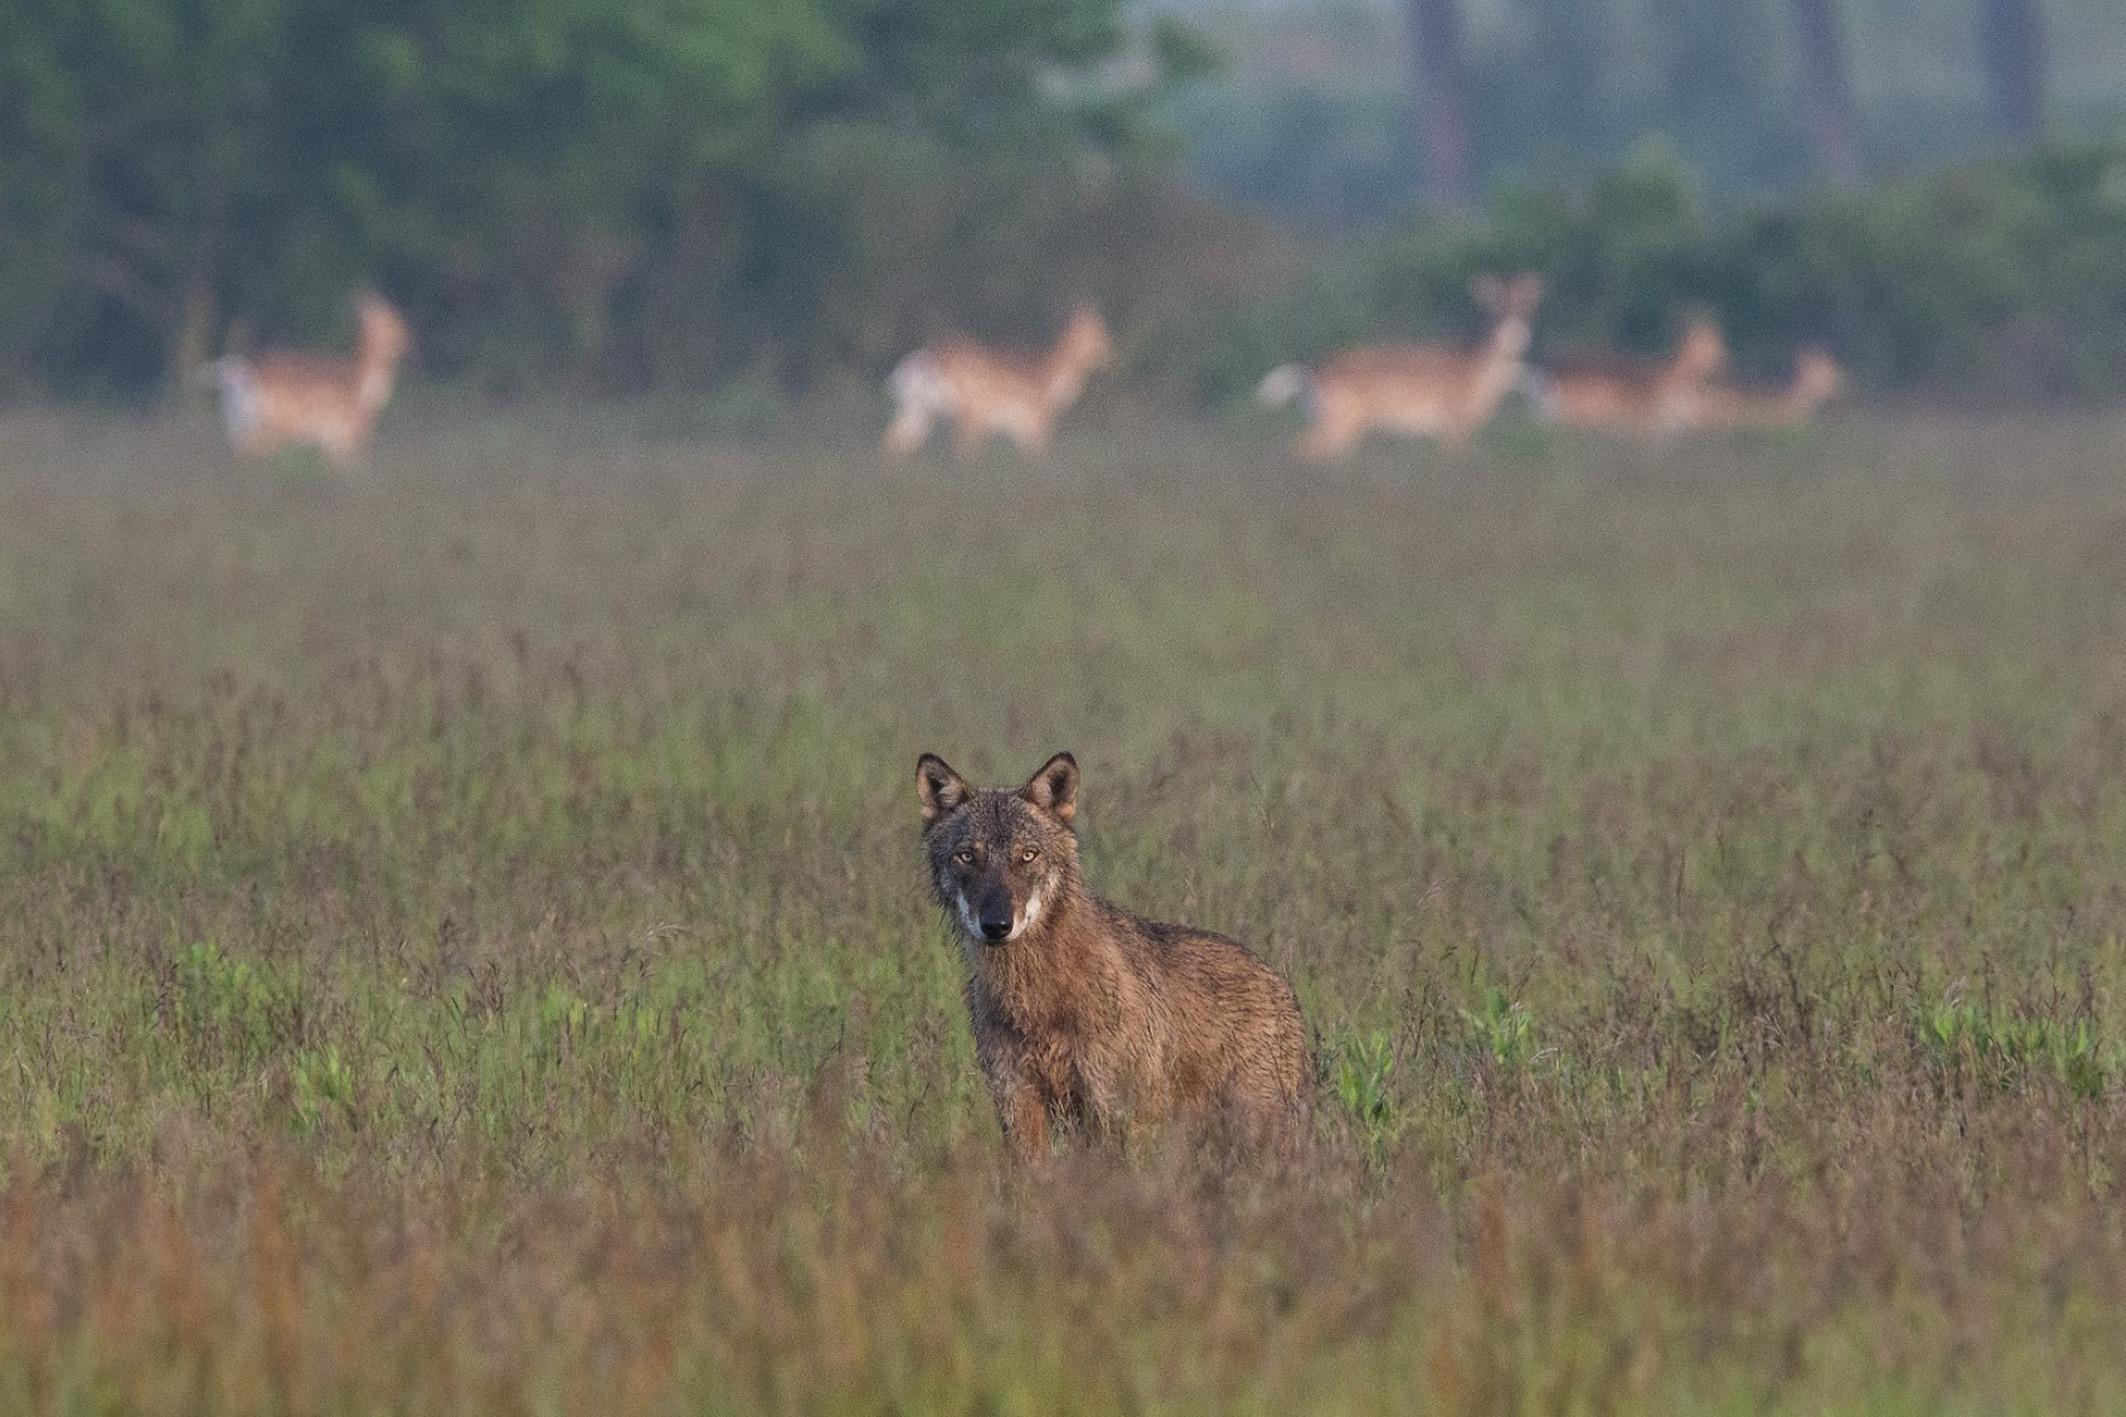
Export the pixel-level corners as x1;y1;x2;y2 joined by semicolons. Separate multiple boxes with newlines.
1020;752;1079;825
917;754;971;824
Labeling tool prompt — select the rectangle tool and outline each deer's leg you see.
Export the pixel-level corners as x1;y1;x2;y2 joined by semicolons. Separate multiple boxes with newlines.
323;425;367;470
1300;411;1359;461
885;404;931;453
1012;413;1053;456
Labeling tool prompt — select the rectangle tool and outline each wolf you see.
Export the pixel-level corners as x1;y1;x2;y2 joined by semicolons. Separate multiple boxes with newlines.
917;751;1306;1159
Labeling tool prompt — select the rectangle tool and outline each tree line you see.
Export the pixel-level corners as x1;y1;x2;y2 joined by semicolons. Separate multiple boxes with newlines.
0;0;2107;401
0;0;1207;395
1404;0;2054;206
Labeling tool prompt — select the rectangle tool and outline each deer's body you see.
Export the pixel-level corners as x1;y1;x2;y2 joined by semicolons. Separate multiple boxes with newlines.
886;307;1113;455
1526;318;1728;436
207;295;411;464
1257;274;1543;460
1694;348;1843;429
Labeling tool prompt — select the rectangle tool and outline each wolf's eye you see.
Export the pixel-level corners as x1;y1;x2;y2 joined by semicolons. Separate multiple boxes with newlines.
953;849;975;866
1019;847;1040;863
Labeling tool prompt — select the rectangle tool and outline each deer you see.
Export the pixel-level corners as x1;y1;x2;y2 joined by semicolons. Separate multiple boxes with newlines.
203;293;412;465
885;305;1115;455
1521;314;1729;436
1692;347;1844;430
1254;274;1544;461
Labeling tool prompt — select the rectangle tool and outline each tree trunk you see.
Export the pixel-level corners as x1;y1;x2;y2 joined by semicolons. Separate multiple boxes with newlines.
1403;0;1473;210
1979;0;2046;141
1788;0;1865;184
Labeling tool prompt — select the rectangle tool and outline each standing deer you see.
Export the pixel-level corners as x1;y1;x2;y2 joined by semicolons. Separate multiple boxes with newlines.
204;293;412;465
1522;315;1729;436
885;305;1115;455
1693;347;1844;429
1255;273;1544;460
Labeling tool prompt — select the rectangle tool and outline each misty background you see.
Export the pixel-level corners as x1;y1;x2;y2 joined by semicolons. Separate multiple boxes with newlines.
4;0;2123;403
1169;0;2122;217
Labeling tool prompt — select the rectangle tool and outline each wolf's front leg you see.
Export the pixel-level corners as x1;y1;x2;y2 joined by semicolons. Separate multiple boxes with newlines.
998;1083;1051;1161
976;1033;1052;1162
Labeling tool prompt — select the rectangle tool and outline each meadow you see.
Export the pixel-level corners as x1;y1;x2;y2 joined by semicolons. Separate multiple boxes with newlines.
4;400;2126;1412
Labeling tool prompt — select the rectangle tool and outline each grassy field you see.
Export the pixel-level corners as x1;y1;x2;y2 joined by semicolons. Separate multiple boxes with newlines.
5;402;2126;1412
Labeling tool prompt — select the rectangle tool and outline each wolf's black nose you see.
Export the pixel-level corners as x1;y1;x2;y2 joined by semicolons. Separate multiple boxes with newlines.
979;918;1011;942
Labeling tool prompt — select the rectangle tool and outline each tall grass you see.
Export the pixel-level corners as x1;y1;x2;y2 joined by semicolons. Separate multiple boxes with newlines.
4;403;2126;1410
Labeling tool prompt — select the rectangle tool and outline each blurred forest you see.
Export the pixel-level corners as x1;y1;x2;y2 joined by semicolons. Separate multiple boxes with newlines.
1169;0;2125;218
3;0;2125;402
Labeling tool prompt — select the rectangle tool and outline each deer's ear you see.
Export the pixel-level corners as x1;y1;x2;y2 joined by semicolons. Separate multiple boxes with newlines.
1019;752;1079;825
1512;273;1545;308
917;754;972;824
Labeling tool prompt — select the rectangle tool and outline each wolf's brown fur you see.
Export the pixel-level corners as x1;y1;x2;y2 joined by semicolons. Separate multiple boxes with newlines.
917;751;1306;1159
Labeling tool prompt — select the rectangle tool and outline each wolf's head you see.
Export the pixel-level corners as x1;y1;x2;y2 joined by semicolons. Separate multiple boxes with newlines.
917;752;1082;947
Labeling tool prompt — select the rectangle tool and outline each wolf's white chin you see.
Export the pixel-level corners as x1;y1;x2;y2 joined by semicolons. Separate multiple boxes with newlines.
1007;891;1043;941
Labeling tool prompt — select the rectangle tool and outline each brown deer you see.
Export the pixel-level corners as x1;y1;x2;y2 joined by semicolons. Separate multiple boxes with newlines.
1523;314;1729;436
1693;347;1844;429
204;294;412;465
1255;273;1544;460
885;305;1114;455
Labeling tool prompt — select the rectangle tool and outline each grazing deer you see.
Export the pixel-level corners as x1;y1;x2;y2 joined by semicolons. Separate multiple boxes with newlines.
1522;314;1729;436
204;294;412;465
1693;347;1844;430
885;305;1115;455
1255;273;1544;460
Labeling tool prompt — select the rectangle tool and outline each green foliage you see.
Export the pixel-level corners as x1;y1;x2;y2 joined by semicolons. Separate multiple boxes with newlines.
290;1044;359;1132
1922;997;2115;1099
6;411;2126;1405
1168;0;2126;219
1330;1028;1398;1144
1461;989;1536;1071
1182;138;2126;404
0;0;1189;393
175;940;299;1064
538;984;592;1045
